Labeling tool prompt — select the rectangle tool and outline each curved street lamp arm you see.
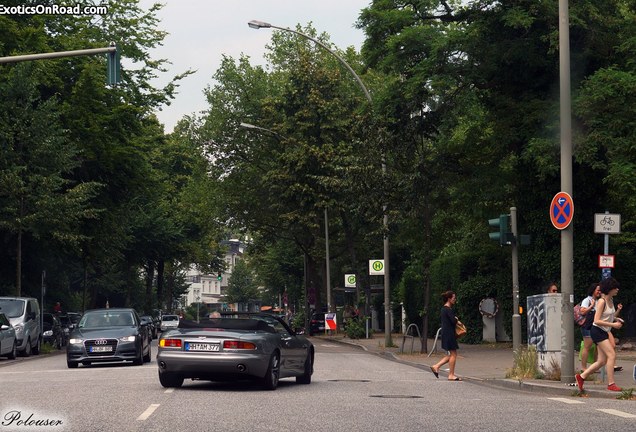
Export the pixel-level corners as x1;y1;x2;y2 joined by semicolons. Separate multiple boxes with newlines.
248;20;371;103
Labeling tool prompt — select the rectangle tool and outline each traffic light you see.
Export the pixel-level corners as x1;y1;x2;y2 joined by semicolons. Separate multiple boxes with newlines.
488;214;514;246
106;45;120;85
217;273;222;281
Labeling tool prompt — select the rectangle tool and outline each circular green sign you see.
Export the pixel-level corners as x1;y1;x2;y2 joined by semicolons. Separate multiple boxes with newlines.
347;275;356;284
372;261;384;271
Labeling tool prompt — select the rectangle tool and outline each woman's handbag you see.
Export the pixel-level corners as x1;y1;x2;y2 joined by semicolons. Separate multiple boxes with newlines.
455;322;467;338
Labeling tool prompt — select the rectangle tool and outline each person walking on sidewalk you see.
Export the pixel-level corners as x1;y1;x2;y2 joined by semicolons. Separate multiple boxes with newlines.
431;290;462;381
579;282;600;371
575;277;624;392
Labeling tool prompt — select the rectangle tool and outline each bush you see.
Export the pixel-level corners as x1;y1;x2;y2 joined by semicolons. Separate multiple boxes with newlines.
345;317;366;339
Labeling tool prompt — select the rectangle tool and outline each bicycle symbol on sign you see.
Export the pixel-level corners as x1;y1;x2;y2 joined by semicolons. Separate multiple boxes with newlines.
600;216;615;227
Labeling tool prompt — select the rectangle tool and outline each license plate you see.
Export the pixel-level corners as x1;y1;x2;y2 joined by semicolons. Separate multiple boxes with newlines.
185;342;219;352
90;346;112;353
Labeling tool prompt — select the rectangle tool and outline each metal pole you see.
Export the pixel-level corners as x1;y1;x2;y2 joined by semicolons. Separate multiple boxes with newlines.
510;208;521;351
0;46;116;64
325;208;332;314
559;0;575;383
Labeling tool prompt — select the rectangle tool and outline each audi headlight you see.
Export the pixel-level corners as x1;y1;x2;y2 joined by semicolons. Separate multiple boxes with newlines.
43;330;53;337
119;335;136;342
69;338;84;344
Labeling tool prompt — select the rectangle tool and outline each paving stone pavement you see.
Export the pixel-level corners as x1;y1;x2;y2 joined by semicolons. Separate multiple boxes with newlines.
315;332;636;399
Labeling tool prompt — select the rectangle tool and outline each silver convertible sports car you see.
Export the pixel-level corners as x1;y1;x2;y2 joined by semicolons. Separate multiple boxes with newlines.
157;312;314;390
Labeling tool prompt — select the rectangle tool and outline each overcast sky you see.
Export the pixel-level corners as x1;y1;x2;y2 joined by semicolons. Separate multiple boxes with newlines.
137;0;371;133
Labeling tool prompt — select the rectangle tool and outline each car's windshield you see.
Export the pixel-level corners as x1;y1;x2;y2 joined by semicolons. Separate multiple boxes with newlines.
162;315;178;322
79;312;135;328
0;299;25;318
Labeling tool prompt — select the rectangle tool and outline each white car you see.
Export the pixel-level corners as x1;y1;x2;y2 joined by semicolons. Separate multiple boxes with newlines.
160;314;179;332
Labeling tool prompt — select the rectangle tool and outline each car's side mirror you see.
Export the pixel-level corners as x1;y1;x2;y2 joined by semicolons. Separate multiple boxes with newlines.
1;324;9;330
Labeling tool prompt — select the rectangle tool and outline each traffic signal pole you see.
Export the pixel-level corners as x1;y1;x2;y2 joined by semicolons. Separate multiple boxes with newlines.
510;207;521;351
0;45;120;85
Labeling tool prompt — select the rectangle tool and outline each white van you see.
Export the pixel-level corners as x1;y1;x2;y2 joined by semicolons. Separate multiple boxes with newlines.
0;297;41;356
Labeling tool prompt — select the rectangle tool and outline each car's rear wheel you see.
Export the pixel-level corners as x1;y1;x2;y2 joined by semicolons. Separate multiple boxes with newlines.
296;352;313;384
262;352;280;390
159;372;183;388
143;343;151;363
7;341;17;360
67;360;78;368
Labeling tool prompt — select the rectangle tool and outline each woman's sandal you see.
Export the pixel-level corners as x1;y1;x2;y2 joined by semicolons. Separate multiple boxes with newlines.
448;377;462;381
430;366;439;379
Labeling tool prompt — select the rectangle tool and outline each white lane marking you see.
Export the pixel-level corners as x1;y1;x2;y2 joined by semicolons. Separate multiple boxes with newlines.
164;388;174;394
596;409;636;419
320;344;340;348
137;404;160;421
547;397;585;404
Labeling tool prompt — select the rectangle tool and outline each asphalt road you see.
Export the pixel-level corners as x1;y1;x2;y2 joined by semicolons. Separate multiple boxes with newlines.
1;338;634;431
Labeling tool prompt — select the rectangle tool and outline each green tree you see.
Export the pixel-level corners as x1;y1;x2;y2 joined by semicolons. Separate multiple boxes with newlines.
0;64;99;295
225;260;258;305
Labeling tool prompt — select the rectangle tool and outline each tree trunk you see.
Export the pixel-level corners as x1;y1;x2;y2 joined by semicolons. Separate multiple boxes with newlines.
15;228;22;296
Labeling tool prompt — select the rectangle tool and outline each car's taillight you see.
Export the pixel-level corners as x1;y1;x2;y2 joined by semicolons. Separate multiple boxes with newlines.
223;340;256;350
159;338;182;348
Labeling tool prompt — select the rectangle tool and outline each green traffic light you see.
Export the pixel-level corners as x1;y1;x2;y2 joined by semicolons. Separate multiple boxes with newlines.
488;214;512;246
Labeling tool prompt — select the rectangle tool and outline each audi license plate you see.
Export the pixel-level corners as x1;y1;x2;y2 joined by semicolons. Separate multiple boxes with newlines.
90;346;112;353
185;342;219;352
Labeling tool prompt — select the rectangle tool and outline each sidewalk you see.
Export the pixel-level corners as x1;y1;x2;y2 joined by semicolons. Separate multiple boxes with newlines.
316;332;636;399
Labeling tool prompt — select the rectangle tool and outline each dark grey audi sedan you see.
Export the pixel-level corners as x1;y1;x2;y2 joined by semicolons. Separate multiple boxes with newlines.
66;308;151;368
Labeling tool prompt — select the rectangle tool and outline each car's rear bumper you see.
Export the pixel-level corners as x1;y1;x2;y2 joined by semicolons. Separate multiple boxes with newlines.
157;350;269;379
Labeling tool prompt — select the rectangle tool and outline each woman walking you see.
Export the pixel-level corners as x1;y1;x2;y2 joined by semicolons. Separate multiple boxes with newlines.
575;277;624;392
431;290;462;381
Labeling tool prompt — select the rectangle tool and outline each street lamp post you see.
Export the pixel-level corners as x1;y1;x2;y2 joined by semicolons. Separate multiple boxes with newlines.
248;20;392;345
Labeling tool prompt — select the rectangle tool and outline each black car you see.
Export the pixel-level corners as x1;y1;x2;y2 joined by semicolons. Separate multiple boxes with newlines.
309;312;326;336
66;308;151;368
140;315;157;339
42;313;65;349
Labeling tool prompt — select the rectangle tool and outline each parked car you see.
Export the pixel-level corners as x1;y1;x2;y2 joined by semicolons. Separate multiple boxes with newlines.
140;315;157;339
156;312;314;390
66;308;151;368
308;312;326;336
159;314;179;332
0;297;41;356
0;312;17;359
42;313;66;349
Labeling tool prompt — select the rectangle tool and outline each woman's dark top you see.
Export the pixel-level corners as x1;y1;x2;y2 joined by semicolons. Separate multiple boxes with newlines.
440;305;459;351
